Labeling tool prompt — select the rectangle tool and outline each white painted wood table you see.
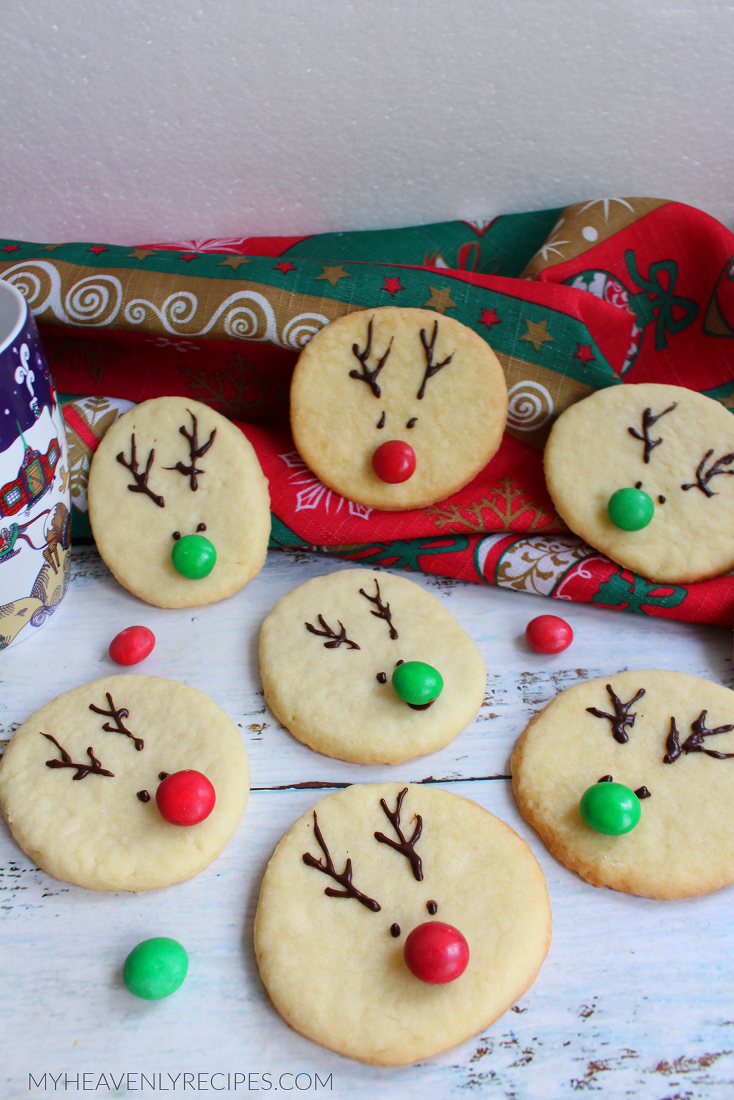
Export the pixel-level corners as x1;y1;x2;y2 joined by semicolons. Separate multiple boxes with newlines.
2;547;734;1099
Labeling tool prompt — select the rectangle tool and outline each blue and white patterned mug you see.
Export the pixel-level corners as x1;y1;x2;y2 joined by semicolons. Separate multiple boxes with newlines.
0;279;71;649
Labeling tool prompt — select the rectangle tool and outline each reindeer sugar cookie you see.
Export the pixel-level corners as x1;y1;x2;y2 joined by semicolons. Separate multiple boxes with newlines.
258;569;486;764
290;307;508;510
87;396;270;608
544;382;734;582
0;675;250;891
254;783;551;1066
512;670;734;898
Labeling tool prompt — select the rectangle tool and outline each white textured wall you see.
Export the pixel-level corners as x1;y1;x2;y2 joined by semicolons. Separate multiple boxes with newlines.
1;0;734;244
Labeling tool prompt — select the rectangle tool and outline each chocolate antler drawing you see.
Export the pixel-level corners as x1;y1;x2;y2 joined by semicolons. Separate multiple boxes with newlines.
374;788;423;881
349;318;393;398
417;321;454;400
359;578;398;640
165;410;216;491
305;615;360;649
89;693;144;751
41;734;114;780
586;684;646;744
663;711;734;763
628;403;677;463
116;434;165;508
681;450;734;497
302;812;381;911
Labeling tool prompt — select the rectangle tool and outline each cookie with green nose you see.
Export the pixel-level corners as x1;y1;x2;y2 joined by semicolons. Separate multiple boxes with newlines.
88;396;270;608
544;382;734;583
258;569;486;765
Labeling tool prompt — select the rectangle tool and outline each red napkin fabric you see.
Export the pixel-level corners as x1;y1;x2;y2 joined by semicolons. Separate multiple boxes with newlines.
2;197;733;625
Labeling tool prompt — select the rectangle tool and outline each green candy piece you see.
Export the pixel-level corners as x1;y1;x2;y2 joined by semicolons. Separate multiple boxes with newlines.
391;661;444;706
171;534;216;579
607;487;655;531
579;781;641;836
123;937;188;1000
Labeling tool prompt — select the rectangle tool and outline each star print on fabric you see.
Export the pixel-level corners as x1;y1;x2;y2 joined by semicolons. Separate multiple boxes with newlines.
127;249;157;261
520;318;553;352
575;343;595;366
180;253;199;263
275;262;295;274
479;307;500;331
316;265;350;288
218;256;251;270
423;285;457;314
381;276;404;297
2;245;19;253
88;245;109;256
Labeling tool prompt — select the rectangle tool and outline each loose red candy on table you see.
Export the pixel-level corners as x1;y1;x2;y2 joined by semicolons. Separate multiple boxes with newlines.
403;921;470;984
155;770;216;826
525;615;573;654
372;440;416;483
109;625;156;666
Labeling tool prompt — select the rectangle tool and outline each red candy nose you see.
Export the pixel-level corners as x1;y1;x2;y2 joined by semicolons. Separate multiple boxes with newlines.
372;440;416;483
156;770;216;826
403;921;470;984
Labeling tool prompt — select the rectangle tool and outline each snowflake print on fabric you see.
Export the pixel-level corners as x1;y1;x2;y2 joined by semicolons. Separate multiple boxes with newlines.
279;453;373;519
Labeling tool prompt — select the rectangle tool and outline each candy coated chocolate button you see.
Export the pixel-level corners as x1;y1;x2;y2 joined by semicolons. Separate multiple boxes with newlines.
123;937;188;1000
108;625;156;666
392;661;443;706
171;534;216;579
156;770;216;826
403;921;469;984
607;487;654;531
372;440;416;483
580;780;641;835
525;615;573;654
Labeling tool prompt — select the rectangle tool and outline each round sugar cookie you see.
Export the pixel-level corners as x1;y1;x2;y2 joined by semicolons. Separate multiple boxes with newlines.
254;783;551;1066
0;675;250;891
258;569;487;764
290;307;508;510
88;396;270;608
512;670;734;899
544;382;734;583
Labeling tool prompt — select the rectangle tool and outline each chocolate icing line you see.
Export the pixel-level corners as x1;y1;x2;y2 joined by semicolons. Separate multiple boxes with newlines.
417;321;454;400
349;318;393;399
41;733;114;780
305;615;360;649
374;788;423;881
586;685;645;744
628;403;677;463
681;449;734;497
89;693;144;751
359;578;398;640
664;710;734;762
116;434;165;508
164;410;216;491
302;812;381;911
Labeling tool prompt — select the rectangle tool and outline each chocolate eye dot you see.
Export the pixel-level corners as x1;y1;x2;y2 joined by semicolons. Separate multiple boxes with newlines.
136;790;151;803
159;772;170;781
426;900;438;915
390;923;401;938
635;481;643;489
406;417;417;429
377;411;386;429
598;775;613;783
196;522;207;532
172;531;181;541
658;495;666;504
396;659;405;667
376;672;387;684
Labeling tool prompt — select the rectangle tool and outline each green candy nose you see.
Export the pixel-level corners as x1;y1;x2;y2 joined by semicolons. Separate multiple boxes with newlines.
607;487;654;531
579;781;641;835
391;661;444;707
171;534;217;579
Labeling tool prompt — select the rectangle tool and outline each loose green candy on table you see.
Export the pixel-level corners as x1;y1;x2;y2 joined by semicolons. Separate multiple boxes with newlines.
171;534;217;579
579;781;641;836
392;661;444;706
123;937;189;1000
607;487;655;531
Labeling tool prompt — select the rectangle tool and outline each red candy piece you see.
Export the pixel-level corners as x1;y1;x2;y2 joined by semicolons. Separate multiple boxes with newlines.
156;771;216;826
372;440;416;483
109;626;156;666
403;921;469;984
525;614;573;654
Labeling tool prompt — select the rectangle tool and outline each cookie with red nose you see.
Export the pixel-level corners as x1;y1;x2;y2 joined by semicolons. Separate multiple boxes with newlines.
258;569;486;764
254;782;551;1066
290;307;508;510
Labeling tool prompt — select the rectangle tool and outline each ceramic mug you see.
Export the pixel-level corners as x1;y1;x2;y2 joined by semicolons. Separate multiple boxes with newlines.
0;278;71;649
